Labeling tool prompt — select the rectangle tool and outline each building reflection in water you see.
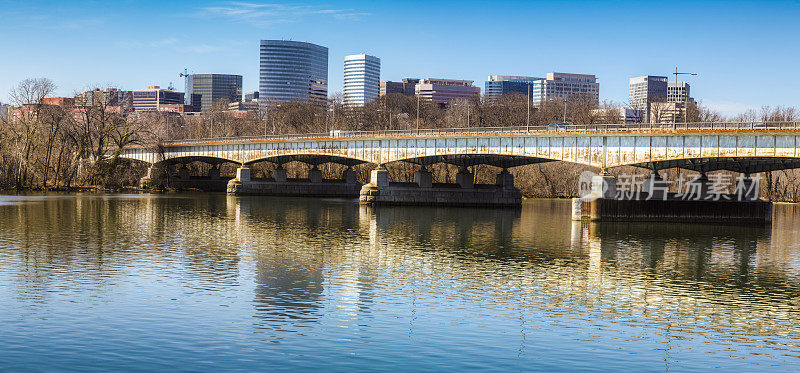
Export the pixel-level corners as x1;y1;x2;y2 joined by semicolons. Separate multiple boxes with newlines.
231;196;800;358
230;196;372;332
2;194;800;367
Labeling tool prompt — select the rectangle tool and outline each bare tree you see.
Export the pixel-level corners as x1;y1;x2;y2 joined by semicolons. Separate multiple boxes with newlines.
6;78;57;187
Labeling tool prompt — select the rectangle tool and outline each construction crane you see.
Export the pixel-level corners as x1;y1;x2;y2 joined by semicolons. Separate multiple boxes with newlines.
179;68;190;104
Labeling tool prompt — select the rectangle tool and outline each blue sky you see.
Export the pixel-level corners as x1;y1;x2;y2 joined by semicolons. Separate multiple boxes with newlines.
0;0;798;115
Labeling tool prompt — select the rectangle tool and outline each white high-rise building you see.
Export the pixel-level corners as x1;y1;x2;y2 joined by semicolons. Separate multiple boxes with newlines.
343;54;380;106
628;76;668;110
629;75;668;123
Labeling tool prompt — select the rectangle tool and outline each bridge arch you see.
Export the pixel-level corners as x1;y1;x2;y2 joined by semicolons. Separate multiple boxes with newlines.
627;156;800;174
154;155;240;167
117;150;241;167
387;154;557;169
244;153;369;167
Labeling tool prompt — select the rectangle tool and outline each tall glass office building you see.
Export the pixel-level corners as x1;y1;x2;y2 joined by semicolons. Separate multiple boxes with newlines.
343;54;380;106
259;40;328;105
186;74;243;112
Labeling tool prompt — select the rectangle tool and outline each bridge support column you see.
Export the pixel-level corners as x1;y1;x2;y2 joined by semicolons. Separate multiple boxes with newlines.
592;175;617;199
456;168;474;189
308;166;323;183
642;172;669;200
360;165;520;207
226;166;250;194
175;164;190;180
574;171;771;223
272;166;287;182
737;173;759;201
414;167;432;188
370;167;389;187
694;173;713;199
236;167;250;182
343;167;357;184
227;164;360;197
139;165;165;188
496;169;514;189
209;165;220;179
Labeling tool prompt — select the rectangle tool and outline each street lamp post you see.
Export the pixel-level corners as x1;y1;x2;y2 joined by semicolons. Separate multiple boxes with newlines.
672;67;697;123
526;82;531;131
416;94;420;131
385;97;390;130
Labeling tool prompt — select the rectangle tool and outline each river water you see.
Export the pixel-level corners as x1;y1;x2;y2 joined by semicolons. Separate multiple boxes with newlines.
0;193;799;371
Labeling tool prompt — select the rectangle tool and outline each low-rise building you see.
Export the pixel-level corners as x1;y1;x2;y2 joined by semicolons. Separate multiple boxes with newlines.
228;101;260;111
484;76;543;102
132;86;186;112
244;91;259;101
532;72;599;105
650;101;688;123
591;107;644;123
75;88;132;109
229;90;261;112
415;78;480;106
41;97;75;107
380;78;419;96
667;81;693;104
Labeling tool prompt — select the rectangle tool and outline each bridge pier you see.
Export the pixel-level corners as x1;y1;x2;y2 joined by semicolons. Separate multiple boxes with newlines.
496;169;514;189
272;166;287;182
738;174;759;201
139;165;164;188
344;167;357;184
226;165;361;197
414;167;432;188
574;173;772;223
139;163;231;191
308;166;323;183
456;168;474;189
174;164;190;180
236;166;251;182
360;166;521;207
209;165;220;180
642;172;668;200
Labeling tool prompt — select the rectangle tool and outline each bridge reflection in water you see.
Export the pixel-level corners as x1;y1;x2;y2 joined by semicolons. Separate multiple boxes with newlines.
1;194;799;369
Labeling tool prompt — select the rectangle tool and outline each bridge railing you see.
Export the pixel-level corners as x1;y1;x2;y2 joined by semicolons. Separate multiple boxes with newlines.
163;121;800;145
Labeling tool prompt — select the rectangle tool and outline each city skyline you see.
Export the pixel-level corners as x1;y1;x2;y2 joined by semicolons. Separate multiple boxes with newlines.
0;0;798;115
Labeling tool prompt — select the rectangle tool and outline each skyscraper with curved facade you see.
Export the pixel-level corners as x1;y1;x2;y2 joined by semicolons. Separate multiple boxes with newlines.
259;40;328;105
